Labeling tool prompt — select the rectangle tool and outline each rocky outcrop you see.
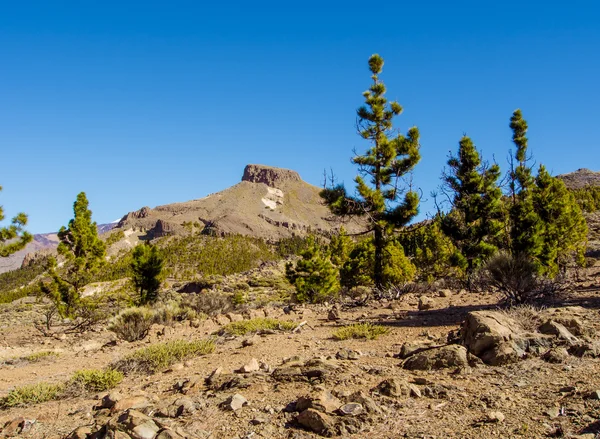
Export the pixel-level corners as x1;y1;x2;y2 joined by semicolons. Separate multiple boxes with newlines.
242;164;302;189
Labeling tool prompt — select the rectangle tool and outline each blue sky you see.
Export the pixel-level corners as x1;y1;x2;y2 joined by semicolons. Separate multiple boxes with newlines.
1;1;599;233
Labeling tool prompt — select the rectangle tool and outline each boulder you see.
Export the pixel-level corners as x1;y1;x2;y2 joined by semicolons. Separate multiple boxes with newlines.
373;378;411;397
403;345;469;370
296;390;341;414
539;320;579;345
297;408;335;435
418;296;435;311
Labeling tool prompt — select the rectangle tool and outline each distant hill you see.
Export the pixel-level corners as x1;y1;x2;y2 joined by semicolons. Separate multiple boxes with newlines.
558;168;600;189
0;223;117;274
116;164;363;240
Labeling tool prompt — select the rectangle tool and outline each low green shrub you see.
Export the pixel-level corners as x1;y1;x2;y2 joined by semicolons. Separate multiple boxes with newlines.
113;339;215;374
221;317;298;336
25;351;59;363
0;382;64;408
66;369;123;394
333;323;390;340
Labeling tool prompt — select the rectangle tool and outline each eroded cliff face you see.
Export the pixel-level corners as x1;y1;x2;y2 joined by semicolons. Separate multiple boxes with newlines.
241;164;302;189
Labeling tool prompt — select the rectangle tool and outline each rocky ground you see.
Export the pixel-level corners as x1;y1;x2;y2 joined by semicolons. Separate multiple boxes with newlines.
1;264;600;439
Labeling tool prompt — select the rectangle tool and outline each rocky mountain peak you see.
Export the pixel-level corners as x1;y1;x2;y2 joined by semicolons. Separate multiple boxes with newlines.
242;164;302;189
558;168;600;190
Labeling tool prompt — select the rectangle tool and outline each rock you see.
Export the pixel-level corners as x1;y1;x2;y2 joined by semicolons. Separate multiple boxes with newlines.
461;310;545;365
296;390;342;414
568;342;600;358
544;407;561;418
327;305;341;321
250;416;268;425
156;430;185;439
339;403;364;416
237;358;260;373
65;426;93;439
418;296;435;311
222;394;248;411
541;347;570;363
242;338;255;347
214;314;230;326
112;396;151;413
336;349;360;361
296;408;335;435
398;341;433;359
439;289;453;298
588;390;600;400
101;392;122;409
487;411;505;423
539;320;579;345
403;345;469;370
374;378;411;397
1;417;25;437
116;410;160;439
408;384;422;398
347;390;381;414
227;313;244;322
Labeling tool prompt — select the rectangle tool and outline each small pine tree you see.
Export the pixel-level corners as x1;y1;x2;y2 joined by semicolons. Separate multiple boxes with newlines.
285;237;339;303
534;165;587;276
340;239;416;288
321;54;421;288
131;243;165;305
0;185;32;257
399;220;459;282
42;192;106;317
441;136;504;277
328;227;354;267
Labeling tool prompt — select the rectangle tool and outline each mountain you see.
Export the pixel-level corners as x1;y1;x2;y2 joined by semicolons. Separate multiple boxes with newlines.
0;223;117;274
115;164;363;240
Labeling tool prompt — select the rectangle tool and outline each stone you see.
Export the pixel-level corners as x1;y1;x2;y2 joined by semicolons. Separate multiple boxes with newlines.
374;378;411;397
296;408;335;435
487;411;505;423
1;417;25;437
588;390;600;400
439;289;452;298
403;345;469;370
418;296;435;311
156;430;185;439
250;416;268;425
237;358;260;373
222;394;248;411
101;392;122;409
214;314;230;326
348;390;381;414
408;383;422;398
398;341;433;359
327;305;341;321
541;347;570;363
116;410;160;439
539;320;579;345
339;403;364;416
227;313;244;322
66;426;93;439
296;390;341;414
112;396;151;413
242;338;255;347
545;407;561;418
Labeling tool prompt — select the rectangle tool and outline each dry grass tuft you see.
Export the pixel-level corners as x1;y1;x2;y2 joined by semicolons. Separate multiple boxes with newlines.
333;323;390;340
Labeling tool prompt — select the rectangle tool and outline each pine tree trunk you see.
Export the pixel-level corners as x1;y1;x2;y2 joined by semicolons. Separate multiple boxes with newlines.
374;224;384;289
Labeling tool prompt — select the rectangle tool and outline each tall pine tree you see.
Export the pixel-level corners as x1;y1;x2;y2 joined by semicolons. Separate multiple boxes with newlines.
43;192;106;317
0;186;32;257
321;54;421;288
441;135;504;277
508;109;543;259
131;243;164;305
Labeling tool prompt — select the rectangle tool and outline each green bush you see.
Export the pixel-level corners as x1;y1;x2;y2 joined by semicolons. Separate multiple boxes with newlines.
341;239;416;288
333;323;390;340
66;369;123;394
221;317;298;336
113;339;215;374
109;307;155;341
0;382;64;408
25;351;59;362
285;237;339;303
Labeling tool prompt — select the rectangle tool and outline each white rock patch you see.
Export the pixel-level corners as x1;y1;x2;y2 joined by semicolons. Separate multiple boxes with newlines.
262;186;284;210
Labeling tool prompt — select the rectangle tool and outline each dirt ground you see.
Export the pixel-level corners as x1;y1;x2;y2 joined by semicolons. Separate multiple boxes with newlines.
1;266;600;439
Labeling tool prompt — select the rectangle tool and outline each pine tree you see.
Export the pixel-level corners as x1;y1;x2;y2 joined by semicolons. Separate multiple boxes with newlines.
131;243;164;305
285;237;339;303
328;227;353;267
534;165;587;276
321;54;420;288
43;192;106;317
441;136;504;277
508;109;544;259
0;186;32;257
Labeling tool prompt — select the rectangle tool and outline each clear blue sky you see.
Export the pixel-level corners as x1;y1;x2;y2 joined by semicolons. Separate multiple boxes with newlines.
1;1;599;234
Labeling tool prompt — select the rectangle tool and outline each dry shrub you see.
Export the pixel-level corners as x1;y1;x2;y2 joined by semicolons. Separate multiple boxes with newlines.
181;291;233;316
480;252;562;304
109;307;154;342
496;304;545;332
